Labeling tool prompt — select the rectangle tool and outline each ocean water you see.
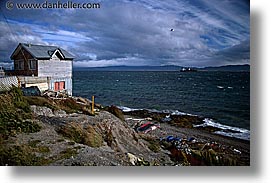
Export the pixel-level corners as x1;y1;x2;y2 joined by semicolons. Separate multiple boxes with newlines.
73;71;250;135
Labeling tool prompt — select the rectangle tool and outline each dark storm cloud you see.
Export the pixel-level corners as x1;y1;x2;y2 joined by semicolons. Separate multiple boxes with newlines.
0;0;249;67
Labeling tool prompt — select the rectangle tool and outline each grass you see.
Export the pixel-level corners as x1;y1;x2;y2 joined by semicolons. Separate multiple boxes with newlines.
24;96;58;111
0;87;41;139
83;125;103;148
0;87;100;165
28;140;41;148
58;98;83;113
24;95;93;115
0;144;51;166
59;148;78;160
58;122;84;143
191;149;238;166
67;141;76;145
140;134;161;153
57;122;103;148
36;146;51;153
28;140;50;153
105;105;125;121
0;141;81;165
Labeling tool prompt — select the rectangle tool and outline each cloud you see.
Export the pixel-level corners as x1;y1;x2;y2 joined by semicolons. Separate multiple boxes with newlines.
0;0;250;67
73;56;150;67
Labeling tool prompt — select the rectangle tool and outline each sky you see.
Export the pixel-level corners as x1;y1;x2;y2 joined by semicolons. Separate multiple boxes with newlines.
0;0;250;68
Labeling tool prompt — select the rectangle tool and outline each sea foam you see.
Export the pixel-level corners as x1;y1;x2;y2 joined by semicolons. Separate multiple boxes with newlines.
118;106;250;141
194;118;250;141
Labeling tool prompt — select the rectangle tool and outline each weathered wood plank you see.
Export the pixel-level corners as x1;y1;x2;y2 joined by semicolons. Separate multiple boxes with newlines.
38;60;72;78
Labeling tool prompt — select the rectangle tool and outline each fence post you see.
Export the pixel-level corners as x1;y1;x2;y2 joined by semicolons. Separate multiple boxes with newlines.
16;76;20;88
91;95;95;115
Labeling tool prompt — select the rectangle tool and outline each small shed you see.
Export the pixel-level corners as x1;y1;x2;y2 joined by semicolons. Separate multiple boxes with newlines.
10;43;74;95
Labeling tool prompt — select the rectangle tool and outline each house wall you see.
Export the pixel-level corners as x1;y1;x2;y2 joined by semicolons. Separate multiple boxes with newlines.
13;49;38;76
38;59;72;78
11;45;73;96
48;77;72;96
38;59;73;95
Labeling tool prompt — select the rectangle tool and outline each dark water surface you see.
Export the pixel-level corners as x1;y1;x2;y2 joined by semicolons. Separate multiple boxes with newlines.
73;71;250;131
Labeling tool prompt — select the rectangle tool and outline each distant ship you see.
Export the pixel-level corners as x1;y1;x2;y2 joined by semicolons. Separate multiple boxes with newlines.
180;67;197;72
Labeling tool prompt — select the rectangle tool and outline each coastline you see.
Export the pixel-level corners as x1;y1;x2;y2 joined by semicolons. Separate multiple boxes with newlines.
0;88;250;165
123;109;250;165
121;107;250;141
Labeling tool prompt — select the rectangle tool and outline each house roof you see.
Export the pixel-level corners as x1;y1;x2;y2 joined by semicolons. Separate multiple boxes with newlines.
10;43;74;60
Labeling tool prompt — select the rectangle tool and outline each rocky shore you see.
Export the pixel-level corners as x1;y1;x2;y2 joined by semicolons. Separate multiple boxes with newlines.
0;87;249;166
123;110;250;165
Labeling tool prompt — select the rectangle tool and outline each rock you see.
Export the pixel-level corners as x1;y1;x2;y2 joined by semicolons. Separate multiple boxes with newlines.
30;105;54;117
124;110;203;128
95;111;150;154
53;110;67;117
127;152;138;165
1;91;250;166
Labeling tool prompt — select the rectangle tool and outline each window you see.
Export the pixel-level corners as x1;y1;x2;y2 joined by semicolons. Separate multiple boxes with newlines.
15;59;24;70
28;59;36;70
54;81;65;91
51;49;64;60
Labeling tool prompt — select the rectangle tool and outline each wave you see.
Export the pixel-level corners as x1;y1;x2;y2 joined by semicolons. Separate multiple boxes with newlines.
118;106;139;112
118;106;250;141
118;106;194;116
194;118;250;141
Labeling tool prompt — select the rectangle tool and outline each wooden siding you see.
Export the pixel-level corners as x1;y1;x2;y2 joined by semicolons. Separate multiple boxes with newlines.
13;49;38;76
49;77;72;96
18;76;48;84
25;82;49;92
17;76;49;92
13;48;33;60
10;44;73;96
38;59;72;78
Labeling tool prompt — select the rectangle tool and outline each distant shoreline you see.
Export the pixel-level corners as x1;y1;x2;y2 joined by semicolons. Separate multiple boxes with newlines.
73;64;250;72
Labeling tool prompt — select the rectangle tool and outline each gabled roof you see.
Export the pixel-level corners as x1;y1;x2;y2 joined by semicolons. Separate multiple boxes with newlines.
10;43;74;60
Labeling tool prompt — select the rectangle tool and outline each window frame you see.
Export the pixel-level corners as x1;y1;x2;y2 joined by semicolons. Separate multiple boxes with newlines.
15;59;24;70
28;59;37;70
54;81;66;91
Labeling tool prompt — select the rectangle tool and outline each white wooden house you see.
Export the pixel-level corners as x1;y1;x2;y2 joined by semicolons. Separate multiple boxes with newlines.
10;43;74;95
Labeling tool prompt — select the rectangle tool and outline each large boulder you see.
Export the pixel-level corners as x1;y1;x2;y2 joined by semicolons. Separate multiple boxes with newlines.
30;105;54;117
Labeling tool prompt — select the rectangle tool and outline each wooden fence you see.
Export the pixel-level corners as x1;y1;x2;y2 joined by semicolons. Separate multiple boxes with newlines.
0;76;18;92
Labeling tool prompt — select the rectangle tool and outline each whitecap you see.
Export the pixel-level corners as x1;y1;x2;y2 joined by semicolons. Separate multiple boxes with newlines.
117;106;139;112
194;118;250;141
